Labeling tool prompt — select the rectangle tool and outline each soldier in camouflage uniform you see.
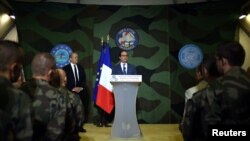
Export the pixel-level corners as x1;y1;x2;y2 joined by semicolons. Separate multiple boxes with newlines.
211;41;250;125
182;41;250;141
182;55;221;141
21;53;66;141
50;69;84;141
0;40;33;141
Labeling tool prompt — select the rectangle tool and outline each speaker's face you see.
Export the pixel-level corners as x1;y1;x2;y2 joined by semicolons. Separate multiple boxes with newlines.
119;51;128;63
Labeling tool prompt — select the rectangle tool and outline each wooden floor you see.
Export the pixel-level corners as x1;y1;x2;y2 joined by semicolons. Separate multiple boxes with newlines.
80;124;184;141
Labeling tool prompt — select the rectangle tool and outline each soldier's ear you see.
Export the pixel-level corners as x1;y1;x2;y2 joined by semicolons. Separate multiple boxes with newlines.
48;69;54;78
203;68;209;78
9;63;22;83
221;58;228;66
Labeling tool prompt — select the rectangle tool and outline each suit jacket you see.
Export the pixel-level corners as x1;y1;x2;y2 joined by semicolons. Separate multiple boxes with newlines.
63;63;86;92
112;63;137;75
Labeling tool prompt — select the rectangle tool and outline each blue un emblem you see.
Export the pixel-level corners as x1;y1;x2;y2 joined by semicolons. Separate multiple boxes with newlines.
51;44;72;68
178;44;203;69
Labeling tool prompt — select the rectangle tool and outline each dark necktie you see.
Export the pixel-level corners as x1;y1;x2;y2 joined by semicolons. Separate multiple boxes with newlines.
74;64;78;84
123;63;126;75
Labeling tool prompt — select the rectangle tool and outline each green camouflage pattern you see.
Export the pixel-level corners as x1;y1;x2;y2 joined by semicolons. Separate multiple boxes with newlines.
210;67;250;125
182;79;220;141
182;67;250;141
12;0;246;123
58;87;84;140
0;76;33;141
21;79;66;140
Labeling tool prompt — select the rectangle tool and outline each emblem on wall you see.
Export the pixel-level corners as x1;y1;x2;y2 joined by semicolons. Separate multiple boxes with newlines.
51;44;72;68
178;44;203;69
115;27;139;50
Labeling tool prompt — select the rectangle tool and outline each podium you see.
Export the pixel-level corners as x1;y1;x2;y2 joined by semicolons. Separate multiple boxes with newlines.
110;75;142;139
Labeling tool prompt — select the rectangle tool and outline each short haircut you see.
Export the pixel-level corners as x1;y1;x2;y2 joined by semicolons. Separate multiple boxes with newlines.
216;41;245;66
196;62;203;74
200;55;220;77
31;53;56;76
70;52;78;58
118;50;128;57
50;69;66;88
49;69;60;88
0;40;23;72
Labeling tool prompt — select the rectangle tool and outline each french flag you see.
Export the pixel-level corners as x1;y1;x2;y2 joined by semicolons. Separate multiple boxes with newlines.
94;42;114;114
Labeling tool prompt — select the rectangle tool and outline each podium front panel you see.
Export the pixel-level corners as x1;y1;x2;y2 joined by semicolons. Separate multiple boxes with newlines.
111;82;142;139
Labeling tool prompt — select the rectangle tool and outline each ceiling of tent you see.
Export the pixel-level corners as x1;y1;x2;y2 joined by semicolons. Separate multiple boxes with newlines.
2;0;213;8
0;0;213;39
1;0;250;39
3;0;235;11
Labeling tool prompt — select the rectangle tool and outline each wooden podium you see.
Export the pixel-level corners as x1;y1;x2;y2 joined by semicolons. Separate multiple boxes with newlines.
110;75;142;139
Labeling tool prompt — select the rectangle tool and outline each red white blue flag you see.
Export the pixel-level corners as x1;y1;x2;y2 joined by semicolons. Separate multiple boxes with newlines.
93;43;114;113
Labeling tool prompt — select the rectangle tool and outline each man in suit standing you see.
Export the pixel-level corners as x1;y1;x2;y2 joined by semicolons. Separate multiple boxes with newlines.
112;50;137;75
63;52;87;132
95;50;137;127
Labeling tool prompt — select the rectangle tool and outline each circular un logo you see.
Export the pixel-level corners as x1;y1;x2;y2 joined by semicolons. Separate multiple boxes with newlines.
115;28;139;50
51;44;72;68
178;44;203;69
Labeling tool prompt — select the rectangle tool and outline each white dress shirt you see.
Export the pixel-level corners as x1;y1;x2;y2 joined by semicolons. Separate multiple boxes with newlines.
70;63;79;81
120;63;127;74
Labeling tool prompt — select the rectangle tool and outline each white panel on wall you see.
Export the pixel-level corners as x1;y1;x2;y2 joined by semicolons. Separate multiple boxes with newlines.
239;28;250;70
4;26;18;42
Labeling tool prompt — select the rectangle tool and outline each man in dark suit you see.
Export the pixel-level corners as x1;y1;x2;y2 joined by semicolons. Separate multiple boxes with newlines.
63;52;87;132
112;50;137;75
95;50;137;127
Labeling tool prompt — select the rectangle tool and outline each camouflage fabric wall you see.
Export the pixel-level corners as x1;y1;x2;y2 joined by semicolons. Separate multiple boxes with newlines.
13;0;245;123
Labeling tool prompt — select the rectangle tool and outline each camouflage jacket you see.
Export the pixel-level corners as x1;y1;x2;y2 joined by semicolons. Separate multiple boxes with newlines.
182;67;250;141
209;67;250;125
182;79;220;141
21;79;66;141
0;76;33;141
58;87;84;134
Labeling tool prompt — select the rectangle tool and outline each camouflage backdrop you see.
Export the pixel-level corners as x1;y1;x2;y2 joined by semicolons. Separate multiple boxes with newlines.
12;0;245;123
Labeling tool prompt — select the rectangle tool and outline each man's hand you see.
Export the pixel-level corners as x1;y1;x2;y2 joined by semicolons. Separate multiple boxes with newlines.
72;87;83;93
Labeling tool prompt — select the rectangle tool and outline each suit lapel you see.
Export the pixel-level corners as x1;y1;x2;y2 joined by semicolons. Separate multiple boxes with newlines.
69;65;75;78
77;64;82;82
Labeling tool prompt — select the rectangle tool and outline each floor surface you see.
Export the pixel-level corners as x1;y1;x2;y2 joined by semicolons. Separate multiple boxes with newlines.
80;124;184;141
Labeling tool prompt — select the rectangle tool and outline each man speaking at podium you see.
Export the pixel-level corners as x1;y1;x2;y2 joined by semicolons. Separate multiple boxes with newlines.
111;50;142;138
95;50;137;127
112;50;137;75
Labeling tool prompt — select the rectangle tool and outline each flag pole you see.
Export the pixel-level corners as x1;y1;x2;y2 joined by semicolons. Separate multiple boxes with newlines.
107;34;109;43
101;36;104;46
96;35;114;113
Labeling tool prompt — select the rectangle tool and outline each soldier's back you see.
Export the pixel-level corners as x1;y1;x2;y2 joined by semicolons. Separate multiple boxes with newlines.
0;76;32;141
22;79;66;141
219;68;250;124
59;87;83;141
